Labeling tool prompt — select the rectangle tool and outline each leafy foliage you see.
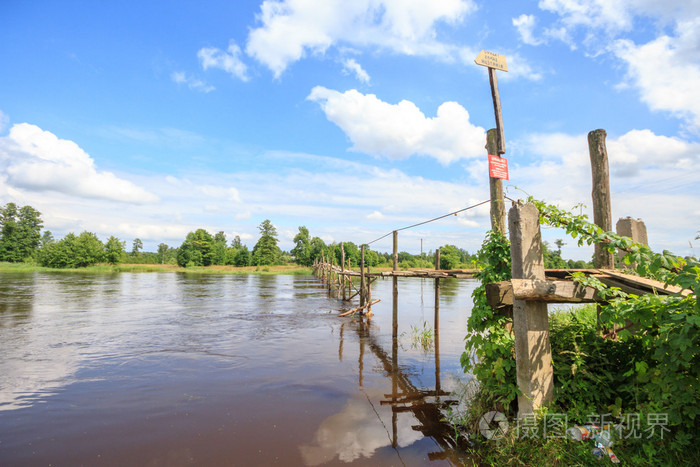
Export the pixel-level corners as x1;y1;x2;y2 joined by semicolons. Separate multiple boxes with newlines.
252;219;281;266
461;230;518;410
104;236;126;265
464;199;699;458
37;231;106;268
0;203;44;262
177;229;215;267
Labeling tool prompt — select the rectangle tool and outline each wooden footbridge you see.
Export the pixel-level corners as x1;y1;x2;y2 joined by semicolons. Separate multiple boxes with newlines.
311;127;686;420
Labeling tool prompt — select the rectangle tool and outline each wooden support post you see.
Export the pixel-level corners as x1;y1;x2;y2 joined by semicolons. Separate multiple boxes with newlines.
487;128;506;235
588;129;614;269
488;68;506;155
347;258;352;299
341;243;346;300
360;245;366;308
328;246;333;291
509;202;554;416
392;231;398;271
434;248;440;347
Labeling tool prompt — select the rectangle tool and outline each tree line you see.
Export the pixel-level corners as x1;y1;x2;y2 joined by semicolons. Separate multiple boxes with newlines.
0;202;592;269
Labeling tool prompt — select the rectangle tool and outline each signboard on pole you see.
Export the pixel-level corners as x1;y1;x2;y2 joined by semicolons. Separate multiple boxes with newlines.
474;50;508;72
488;154;509;180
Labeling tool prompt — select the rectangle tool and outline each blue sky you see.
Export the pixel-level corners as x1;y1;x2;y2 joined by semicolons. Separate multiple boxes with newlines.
1;0;699;260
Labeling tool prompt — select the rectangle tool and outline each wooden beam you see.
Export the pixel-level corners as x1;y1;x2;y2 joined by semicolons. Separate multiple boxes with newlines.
512;279;599;302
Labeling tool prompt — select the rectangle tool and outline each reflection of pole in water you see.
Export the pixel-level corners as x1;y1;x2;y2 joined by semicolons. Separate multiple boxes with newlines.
434;249;441;396
339;322;345;362
359;319;366;387
392;274;399;448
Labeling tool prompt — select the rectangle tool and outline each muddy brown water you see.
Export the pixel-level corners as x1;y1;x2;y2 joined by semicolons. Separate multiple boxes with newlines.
0;272;478;466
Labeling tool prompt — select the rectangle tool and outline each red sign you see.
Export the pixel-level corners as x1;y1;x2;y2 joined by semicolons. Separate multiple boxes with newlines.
488;154;509;180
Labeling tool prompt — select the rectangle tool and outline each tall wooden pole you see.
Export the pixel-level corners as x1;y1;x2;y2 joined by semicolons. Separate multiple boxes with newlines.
588;129;614;269
360;245;366;308
488;68;506;155
487;128;506;235
340;242;346;300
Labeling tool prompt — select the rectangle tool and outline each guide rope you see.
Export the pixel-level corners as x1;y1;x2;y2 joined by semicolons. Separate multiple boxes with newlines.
365;199;490;246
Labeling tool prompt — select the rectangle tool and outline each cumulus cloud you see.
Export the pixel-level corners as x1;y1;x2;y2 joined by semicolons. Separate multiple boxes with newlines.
539;0;700;34
171;71;215;93
341;58;370;83
524;1;700;131
307;86;485;164
612;19;700;131
198;40;249;81
513;128;700;255
246;0;475;77
513;14;544;46
0;110;9;133
0;123;159;204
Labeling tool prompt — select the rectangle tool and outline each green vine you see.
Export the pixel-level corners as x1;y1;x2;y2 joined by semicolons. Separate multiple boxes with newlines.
461;230;518;410
463;199;699;455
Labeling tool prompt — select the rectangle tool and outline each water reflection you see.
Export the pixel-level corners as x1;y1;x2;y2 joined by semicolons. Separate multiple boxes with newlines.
302;276;469;465
300;387;423;465
0;271;476;465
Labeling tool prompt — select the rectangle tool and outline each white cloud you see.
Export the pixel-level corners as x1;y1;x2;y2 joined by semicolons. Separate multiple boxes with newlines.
198;40;249;81
539;0;700;34
307;86;485;164
0;110;9;133
513;128;700;258
526;1;700;131
367;210;383;220
612;19;700;131
171;71;215;93
246;0;475;77
513;14;544;46
341;58;370;83
0;123;159;204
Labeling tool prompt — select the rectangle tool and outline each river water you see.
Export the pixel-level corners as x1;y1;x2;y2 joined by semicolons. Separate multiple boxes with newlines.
0;272;478;466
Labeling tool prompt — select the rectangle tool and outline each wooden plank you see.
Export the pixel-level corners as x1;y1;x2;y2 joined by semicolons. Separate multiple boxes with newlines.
485;281;513;307
512;279;599;302
597;270;689;297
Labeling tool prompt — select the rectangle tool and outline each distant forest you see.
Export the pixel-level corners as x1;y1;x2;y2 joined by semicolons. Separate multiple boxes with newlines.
0;203;592;269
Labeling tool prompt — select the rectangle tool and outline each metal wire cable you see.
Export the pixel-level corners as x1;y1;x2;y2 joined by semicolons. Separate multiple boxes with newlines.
365;199;491;245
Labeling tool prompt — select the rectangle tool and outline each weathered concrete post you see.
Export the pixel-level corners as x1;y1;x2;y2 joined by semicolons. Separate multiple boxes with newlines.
588;129;614;269
616;217;648;268
487;128;506;235
509;202;554;415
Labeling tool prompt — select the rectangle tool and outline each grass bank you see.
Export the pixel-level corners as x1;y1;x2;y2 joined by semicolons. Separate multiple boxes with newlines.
0;262;312;275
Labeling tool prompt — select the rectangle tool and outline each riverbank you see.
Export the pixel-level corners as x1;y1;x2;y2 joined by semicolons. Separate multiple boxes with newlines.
0;262;312;275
